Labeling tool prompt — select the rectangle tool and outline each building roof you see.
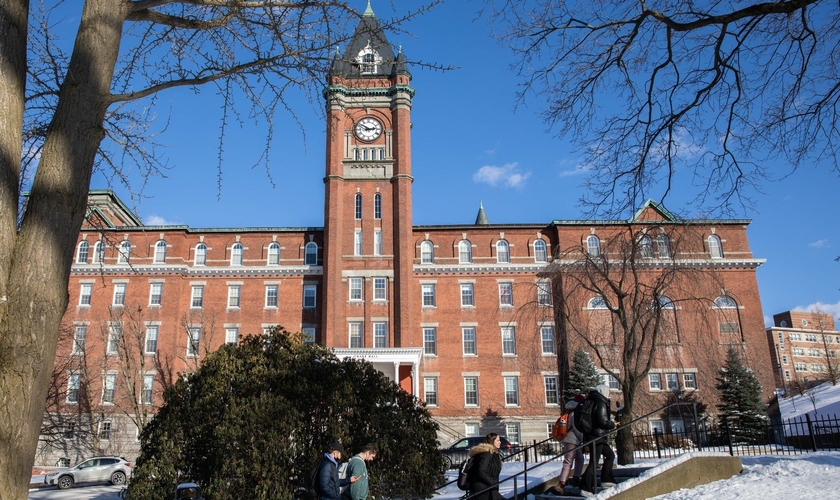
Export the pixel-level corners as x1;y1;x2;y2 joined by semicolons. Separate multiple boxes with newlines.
328;1;408;78
474;201;490;225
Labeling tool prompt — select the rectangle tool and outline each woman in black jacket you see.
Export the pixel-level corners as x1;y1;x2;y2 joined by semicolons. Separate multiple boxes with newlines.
467;433;504;500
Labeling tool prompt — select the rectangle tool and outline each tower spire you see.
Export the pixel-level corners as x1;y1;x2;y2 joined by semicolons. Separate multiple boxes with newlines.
364;0;374;17
475;201;490;225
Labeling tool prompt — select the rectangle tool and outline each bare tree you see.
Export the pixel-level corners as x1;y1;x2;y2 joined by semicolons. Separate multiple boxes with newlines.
0;2;442;496
810;308;840;385
489;0;840;216
541;223;721;464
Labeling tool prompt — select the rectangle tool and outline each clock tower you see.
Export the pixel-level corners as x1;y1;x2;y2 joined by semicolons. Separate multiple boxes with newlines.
321;3;417;354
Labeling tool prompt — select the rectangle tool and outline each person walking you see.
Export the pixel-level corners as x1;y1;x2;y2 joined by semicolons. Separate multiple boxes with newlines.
344;443;377;500
549;394;586;494
467;433;505;500
579;384;618;497
316;441;357;500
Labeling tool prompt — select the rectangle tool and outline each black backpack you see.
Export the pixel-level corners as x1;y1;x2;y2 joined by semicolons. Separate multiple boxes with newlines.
301;461;322;499
456;456;475;491
574;398;595;436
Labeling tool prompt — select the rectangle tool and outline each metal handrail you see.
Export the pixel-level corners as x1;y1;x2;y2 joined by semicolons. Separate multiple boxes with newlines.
457;401;698;500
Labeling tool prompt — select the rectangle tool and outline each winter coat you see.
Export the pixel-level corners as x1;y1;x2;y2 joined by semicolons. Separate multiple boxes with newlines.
467;443;504;500
316;455;350;500
584;384;616;440
560;406;584;446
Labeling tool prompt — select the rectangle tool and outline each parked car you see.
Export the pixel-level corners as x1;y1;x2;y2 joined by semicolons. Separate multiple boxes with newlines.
44;456;132;489
175;482;204;500
440;436;516;469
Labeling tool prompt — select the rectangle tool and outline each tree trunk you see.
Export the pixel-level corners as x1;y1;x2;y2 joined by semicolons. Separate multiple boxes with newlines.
0;2;128;498
617;388;635;465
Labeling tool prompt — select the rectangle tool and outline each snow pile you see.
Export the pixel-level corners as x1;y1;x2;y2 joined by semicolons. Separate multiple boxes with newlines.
778;381;840;420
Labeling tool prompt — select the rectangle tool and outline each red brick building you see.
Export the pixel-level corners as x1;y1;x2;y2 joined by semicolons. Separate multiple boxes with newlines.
38;7;775;464
766;311;840;393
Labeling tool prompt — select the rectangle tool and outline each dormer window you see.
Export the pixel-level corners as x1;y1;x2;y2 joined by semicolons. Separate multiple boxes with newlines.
356;43;381;74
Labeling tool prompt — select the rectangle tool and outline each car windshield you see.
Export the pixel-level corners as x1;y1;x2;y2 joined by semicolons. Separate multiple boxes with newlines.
76;459;97;469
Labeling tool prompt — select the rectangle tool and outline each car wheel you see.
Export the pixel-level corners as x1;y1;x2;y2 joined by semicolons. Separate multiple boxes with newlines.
57;475;74;490
111;471;127;485
442;455;453;471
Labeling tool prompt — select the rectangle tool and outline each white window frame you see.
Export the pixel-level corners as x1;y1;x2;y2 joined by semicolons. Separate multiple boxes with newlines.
462;327;477;355
141;374;154;405
194;243;207;266
112;283;126;306
72;325;87;355
540;326;555;355
93;241;105;263
349;277;363;301
305;242;318;265
639;235;653;258
504;376;520;406
265;285;279;308
665;373;679;391
354;230;363;256
501;326;516;355
534;239;547;262
118;241;131;264
79;283;92;306
420;240;434;264
102;373;116;404
227;285;241;308
66;374;81;403
144;325;158;354
230;242;244;266
460;283;474;307
586;235;601;257
424;377;438;406
683;373;697;390
496;240;510;263
708;235;723;259
373;322;387;348
302;327;315;344
459;240;472;263
657;234;671;258
107;324;122;355
303;284;317;309
464;377;478;406
76;241;89;264
373;277;386;301
423;327;437;356
421;284;436;307
499;283;513;306
154;240;167;263
373;230;382;256
187;327;200;358
191;285;204;308
225;327;239;345
349;322;363;348
648;373;662;391
149;283;163;306
537;281;552;306
267;242;280;265
544;376;559;406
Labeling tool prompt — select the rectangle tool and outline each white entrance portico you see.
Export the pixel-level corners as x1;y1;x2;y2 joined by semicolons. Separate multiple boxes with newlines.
332;347;423;396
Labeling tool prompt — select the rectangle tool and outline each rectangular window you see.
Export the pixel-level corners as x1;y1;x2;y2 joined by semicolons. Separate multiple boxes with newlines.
225;327;239;345
72;325;87;355
265;285;278;308
465;377;478;406
149;283;163;306
462;327;476;355
373;277;387;301
374;230;382;256
422;284;436;307
666;373;679;391
349;322;363;348
540;326;555;355
501;326;516;355
228;285;241;308
79;283;92;306
99;421;111;441
423;327;437;355
354;230;363;256
465;423;480;437
113;283;126;306
145;326;158;354
374;194;382;220
66;374;80;403
504;376;519;406
499;283;513;306
302;327;315;344
649;373;662;391
805;334;818;342
683;373;697;390
141;374;154;405
505;423;521;444
191;285;204;308
544;376;559;405
349;278;363;301
102;374;116;403
460;284;474;307
782;355;789;365
373;322;387;348
537;281;552;306
602;374;621;391
424;377;438;406
187;328;200;357
107;325;122;355
303;284;317;308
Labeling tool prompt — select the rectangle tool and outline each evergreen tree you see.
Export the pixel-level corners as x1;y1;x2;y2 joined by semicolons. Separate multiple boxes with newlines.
715;347;769;444
127;327;444;500
564;348;602;402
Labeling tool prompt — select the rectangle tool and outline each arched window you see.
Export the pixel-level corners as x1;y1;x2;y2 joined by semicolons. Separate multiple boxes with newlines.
657;234;671;258
586;235;601;257
154;240;167;264
420;240;434;264
194;243;207;266
374;193;382;220
305;242;318;265
656;296;675;309
76;241;89;264
459;240;472;264
589;296;608;309
230;242;244;266
496;240;510;263
639;235;653;259
708;235;723;259
534;239;547;263
714;295;737;308
118;241;131;264
354;193;362;220
93;241;105;263
267;242;281;265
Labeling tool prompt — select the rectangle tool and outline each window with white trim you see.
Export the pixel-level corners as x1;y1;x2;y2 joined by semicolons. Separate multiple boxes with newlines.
349;277;363;301
154;240;167;263
187;328;200;357
102;374;116;403
544;376;559;405
648;373;662;390
354;230;363;256
267;242;280;265
540;326;555;355
99;421;112;441
228;285;241;308
601;373;621;390
708;235;723;259
665;373;679;390
537;281;552;306
506;422;521;444
422;284;436;307
79;283;92;306
587;235;601;257
225;327;239;345
504;377;519;406
657;234;671;258
714;295;737;308
118;241;131;264
303;284;317;308
683;373;697;390
194;243;207;266
107;324;122;355
141;374;154;405
374;230;382;256
424;377;438;406
499;283;513;306
93;241;105;263
423;327;437;355
465;377;478;406
373;322;387;348
149;283;162;306
231;242;243;266
191;286;204;308
305;242;318;265
459;240;472;263
76;241;89;263
534;239;547;262
639;235;653;258
501;326;516;355
144;326;158;354
420;240;434;264
265;285;278;308
72;325;87;355
66;374;81;403
112;283;126;306
462;327;476;355
302;327;315;344
460;283;474;307
465;423;480;437
373;277;386;301
349;322;363;348
496;240;510;263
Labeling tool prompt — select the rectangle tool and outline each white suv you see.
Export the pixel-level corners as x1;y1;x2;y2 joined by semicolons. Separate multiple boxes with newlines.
45;456;132;489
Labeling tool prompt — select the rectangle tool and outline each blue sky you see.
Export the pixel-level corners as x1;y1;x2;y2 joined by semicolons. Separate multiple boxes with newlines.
66;1;839;326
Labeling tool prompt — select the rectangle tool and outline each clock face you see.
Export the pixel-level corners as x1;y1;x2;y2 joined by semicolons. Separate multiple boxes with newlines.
354;117;383;142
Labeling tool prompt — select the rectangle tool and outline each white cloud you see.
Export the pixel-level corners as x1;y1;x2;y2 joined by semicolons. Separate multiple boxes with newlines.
792;300;840;322
144;214;182;226
472;163;531;188
808;239;829;249
652;127;705;161
558;163;593;178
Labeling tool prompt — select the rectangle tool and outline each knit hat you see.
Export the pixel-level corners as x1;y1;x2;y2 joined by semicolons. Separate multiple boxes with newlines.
573;394;586;403
328;441;345;455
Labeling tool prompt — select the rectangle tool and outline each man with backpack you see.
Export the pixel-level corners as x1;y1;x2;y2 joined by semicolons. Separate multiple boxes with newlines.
576;384;618;497
344;443;377;500
547;393;586;495
315;441;357;500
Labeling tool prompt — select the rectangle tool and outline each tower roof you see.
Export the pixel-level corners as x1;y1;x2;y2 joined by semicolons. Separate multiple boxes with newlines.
329;2;408;78
475;201;490;225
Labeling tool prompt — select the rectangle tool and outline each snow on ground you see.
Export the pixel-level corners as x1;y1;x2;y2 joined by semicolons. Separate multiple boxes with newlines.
778;381;840;420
